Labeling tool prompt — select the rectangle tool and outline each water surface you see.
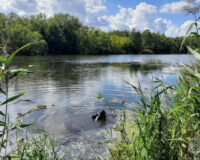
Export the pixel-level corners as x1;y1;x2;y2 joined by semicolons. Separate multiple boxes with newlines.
7;54;195;159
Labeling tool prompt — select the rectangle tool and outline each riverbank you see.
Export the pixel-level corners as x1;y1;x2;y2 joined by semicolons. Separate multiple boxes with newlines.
109;47;200;159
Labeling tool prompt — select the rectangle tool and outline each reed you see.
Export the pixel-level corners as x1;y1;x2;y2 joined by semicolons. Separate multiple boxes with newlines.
0;44;60;159
110;46;200;159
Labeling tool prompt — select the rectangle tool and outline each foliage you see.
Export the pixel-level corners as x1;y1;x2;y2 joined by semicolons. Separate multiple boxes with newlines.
9;133;60;160
110;34;200;160
0;12;199;55
145;58;162;64
0;44;60;159
110;4;200;159
0;43;33;158
110;35;131;54
110;50;200;159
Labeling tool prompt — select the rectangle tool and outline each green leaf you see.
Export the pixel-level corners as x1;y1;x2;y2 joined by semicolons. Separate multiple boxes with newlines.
1;91;29;106
191;32;199;37
7;43;31;66
123;80;140;94
9;68;28;80
9;120;22;130
0;88;6;95
133;107;146;123
181;63;200;78
34;128;46;133
18;122;36;128
180;22;195;52
187;46;200;61
3;155;20;159
0;121;5;126
0;110;5;116
0;56;7;64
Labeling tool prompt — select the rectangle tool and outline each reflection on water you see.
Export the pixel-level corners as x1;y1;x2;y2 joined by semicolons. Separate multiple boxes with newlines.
8;54;194;159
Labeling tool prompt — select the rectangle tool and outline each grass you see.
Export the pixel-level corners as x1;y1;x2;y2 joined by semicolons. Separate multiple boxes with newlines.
0;44;61;159
10;133;60;160
110;47;200;160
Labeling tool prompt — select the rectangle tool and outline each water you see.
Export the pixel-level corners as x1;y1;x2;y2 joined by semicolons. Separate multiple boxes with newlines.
6;54;195;159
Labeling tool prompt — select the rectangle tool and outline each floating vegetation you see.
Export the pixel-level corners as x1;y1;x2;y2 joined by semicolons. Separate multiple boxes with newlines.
145;58;162;64
96;93;104;99
109;61;166;72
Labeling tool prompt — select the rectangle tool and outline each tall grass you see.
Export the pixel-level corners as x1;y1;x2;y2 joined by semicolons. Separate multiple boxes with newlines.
11;133;60;160
110;47;200;159
110;46;200;159
0;44;60;159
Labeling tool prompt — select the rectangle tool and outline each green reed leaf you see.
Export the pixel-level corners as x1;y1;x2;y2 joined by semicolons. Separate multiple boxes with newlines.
0;110;5;116
187;46;200;61
180;22;195;52
0;56;7;64
9;68;28;80
7;43;31;66
133;107;146;123
1;91;29;106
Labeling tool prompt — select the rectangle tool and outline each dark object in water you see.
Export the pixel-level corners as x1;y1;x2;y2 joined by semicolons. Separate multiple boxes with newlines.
97;110;106;121
92;114;98;120
92;110;106;121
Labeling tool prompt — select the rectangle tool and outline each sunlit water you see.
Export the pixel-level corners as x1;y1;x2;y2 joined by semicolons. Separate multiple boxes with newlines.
4;54;195;159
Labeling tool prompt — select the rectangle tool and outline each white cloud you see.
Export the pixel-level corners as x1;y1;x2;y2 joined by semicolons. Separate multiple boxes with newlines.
85;0;106;13
164;20;195;37
0;0;106;23
0;0;16;13
97;2;195;37
98;3;157;31
160;0;200;14
165;24;180;37
154;18;171;33
98;3;172;34
36;0;59;17
160;1;188;13
13;0;37;13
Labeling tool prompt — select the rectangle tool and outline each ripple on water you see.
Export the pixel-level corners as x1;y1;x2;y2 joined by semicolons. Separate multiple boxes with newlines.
9;54;194;159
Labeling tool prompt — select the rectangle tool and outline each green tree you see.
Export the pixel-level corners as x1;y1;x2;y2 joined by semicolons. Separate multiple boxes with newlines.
130;29;142;54
4;23;48;55
142;29;153;54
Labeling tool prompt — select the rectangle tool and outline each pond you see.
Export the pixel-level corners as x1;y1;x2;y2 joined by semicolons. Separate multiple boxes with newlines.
7;54;195;159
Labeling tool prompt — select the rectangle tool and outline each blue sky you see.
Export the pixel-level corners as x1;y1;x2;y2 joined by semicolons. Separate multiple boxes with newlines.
103;0;191;26
0;0;199;36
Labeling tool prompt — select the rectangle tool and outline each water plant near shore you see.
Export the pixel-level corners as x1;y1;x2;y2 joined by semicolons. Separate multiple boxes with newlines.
111;4;200;158
0;44;60;159
110;46;200;159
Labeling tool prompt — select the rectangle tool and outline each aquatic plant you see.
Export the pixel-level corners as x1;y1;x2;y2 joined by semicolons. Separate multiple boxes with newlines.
144;58;162;64
0;43;33;156
0;44;60;159
110;11;200;158
11;133;60;160
110;47;200;159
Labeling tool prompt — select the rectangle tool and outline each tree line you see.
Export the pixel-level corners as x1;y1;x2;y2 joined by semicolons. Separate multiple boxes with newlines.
0;12;199;56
